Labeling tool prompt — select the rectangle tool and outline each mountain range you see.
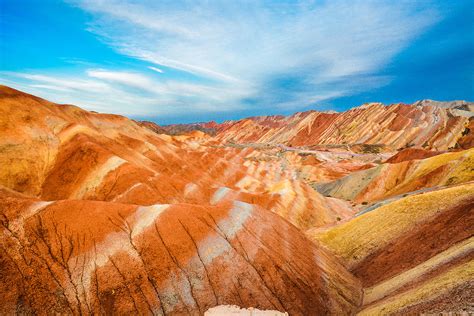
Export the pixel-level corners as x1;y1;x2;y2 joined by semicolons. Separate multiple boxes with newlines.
0;85;472;315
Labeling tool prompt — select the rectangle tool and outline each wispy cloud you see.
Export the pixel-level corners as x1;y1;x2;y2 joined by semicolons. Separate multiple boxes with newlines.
4;1;442;120
12;73;109;92
71;0;439;112
148;66;163;74
86;69;157;92
0;68;246;117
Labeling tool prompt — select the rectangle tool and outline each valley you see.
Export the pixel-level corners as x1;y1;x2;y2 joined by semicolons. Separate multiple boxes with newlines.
0;85;473;315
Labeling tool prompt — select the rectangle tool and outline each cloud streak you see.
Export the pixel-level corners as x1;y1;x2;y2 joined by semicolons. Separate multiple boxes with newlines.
148;66;163;74
0;68;246;117
72;0;439;111
4;1;442;120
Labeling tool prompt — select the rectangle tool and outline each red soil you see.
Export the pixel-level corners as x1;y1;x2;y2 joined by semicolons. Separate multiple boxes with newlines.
0;194;362;314
352;199;474;287
0;86;363;314
385;148;442;164
1;85;472;314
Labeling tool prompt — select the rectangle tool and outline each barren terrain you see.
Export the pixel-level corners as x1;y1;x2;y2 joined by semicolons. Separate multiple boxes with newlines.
1;85;473;315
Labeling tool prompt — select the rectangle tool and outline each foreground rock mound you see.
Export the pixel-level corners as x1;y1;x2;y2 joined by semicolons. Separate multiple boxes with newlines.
1;192;361;314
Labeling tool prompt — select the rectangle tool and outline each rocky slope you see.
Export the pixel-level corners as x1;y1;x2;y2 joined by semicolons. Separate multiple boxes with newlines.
0;86;361;314
1;190;362;315
149;101;472;151
137;121;217;136
312;183;474;314
226;102;471;150
315;147;474;204
1;85;472;315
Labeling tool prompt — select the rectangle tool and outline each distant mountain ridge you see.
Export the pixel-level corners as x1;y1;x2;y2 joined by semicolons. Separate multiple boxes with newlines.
140;100;473;151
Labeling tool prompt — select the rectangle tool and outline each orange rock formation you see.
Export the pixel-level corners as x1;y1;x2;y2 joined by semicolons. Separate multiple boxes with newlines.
1;85;472;315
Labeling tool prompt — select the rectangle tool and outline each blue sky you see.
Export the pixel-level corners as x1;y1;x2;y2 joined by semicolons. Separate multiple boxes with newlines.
1;0;473;124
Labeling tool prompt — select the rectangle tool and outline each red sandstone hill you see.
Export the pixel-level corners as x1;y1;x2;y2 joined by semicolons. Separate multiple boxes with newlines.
384;148;442;164
0;85;360;314
136;120;168;134
1;85;473;315
142;100;473;151
137;120;217;136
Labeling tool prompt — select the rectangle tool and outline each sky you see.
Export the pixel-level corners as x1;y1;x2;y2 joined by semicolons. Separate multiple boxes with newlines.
1;0;473;124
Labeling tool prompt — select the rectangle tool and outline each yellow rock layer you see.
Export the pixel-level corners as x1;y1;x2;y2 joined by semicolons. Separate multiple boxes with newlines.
358;260;474;315
313;183;474;268
363;236;474;305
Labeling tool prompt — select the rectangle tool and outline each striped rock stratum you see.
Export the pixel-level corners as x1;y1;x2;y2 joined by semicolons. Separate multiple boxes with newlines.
0;85;472;315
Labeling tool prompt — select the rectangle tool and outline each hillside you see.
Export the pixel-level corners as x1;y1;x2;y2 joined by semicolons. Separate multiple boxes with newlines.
312;183;473;314
142;100;473;152
0;85;472;315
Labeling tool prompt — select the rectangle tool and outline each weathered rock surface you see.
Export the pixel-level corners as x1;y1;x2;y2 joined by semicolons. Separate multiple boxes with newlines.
384;147;442;164
0;86;351;230
1;85;472;315
312;183;474;315
205;305;288;315
0;86;361;315
207;101;472;151
315;148;474;203
1;193;362;315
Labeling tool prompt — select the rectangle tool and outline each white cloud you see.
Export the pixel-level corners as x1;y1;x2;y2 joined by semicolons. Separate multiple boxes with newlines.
29;84;72;92
12;73;109;92
0;69;246;117
148;66;163;73
70;0;439;113
86;69;158;92
4;1;441;119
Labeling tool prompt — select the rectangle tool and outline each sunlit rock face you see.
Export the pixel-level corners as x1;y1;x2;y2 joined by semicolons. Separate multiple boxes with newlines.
1;193;362;315
1;85;472;315
174;101;472;151
315;147;474;204
0;86;352;230
0;86;361;315
312;183;474;315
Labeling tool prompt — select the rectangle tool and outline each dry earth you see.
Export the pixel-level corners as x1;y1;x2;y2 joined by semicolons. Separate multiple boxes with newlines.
1;85;473;315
